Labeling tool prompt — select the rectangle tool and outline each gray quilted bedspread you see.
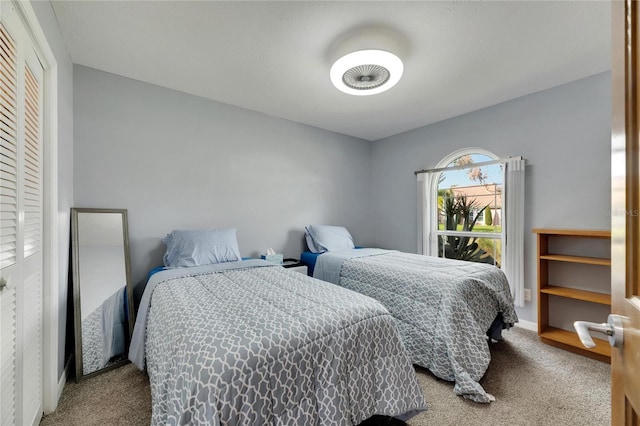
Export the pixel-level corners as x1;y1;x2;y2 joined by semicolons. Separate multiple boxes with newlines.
315;250;518;403
134;261;427;425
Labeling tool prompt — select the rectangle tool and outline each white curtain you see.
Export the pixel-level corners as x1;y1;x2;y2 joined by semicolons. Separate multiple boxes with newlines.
417;172;438;256
502;158;526;307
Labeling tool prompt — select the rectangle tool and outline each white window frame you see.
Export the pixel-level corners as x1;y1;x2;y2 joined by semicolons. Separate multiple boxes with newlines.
433;148;503;266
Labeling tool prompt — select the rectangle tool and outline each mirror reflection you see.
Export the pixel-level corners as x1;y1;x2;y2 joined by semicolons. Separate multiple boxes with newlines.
72;208;134;380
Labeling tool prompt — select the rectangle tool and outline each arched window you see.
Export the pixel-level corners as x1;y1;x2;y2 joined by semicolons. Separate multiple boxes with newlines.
416;148;526;306
435;149;502;266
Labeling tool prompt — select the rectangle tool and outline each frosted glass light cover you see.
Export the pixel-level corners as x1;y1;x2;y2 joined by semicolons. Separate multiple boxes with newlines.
330;49;403;96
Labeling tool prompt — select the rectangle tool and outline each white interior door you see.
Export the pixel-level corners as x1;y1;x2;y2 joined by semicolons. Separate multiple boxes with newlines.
0;2;44;425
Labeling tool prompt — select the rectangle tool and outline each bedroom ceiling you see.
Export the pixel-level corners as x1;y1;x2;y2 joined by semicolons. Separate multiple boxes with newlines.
50;0;611;141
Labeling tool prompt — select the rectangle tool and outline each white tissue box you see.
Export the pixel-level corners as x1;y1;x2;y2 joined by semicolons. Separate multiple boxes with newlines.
261;254;283;264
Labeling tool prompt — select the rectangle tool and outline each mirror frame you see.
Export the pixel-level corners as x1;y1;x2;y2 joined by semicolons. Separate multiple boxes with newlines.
71;207;135;381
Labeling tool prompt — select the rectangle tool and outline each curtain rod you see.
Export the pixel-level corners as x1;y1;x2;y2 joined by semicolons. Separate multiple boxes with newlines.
414;156;522;176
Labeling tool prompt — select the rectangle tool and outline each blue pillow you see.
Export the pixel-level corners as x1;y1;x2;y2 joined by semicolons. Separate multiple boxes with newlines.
162;228;241;268
305;225;355;253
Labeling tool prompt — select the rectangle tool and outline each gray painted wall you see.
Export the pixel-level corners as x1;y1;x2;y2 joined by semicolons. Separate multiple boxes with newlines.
74;66;611;325
370;72;612;323
31;0;74;380
73;65;373;286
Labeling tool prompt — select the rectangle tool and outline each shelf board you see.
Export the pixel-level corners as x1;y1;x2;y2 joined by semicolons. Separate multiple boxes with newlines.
539;326;611;362
540;285;611;305
539;254;611;266
532;228;611;238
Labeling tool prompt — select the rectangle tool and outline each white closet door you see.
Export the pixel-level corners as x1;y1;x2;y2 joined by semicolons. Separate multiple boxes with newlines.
20;45;43;426
0;2;44;425
0;17;19;426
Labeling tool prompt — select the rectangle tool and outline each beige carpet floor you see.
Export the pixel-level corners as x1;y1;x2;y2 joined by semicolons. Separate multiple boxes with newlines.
40;327;610;426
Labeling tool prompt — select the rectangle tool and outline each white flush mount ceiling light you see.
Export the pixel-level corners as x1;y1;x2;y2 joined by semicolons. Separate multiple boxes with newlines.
330;49;404;96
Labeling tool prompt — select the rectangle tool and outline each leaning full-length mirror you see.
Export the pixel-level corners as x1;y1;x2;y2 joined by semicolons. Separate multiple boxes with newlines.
71;208;134;380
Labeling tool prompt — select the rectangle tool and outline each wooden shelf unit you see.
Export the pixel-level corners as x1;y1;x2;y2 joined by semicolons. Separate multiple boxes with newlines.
532;228;611;362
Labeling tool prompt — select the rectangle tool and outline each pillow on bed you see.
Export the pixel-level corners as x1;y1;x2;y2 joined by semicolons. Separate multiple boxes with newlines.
162;228;241;268
305;225;355;253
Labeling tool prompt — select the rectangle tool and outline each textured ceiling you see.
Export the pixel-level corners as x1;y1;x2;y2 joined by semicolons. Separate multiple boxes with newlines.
51;0;611;141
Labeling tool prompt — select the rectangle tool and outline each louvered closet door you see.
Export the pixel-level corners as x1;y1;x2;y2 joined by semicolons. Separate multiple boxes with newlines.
20;50;43;426
0;2;44;425
0;17;19;426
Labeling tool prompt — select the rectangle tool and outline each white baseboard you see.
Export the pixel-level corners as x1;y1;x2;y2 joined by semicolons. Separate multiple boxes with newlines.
57;372;66;401
515;319;537;332
57;358;71;403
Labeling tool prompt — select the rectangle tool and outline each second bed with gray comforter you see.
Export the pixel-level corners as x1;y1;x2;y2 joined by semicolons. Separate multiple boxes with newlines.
314;249;518;403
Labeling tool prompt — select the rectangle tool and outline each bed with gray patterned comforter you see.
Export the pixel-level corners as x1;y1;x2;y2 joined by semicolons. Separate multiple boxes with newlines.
129;260;426;425
313;249;518;403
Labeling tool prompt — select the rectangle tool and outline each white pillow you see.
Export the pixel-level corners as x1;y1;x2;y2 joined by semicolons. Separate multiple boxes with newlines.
305;225;355;253
162;228;241;268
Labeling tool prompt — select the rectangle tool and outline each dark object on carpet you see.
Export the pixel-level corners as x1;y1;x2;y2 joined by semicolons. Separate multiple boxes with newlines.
360;415;407;426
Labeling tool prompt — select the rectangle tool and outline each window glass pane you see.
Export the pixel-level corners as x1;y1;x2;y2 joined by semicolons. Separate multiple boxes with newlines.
476;237;501;267
437;235;500;266
436;152;503;267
